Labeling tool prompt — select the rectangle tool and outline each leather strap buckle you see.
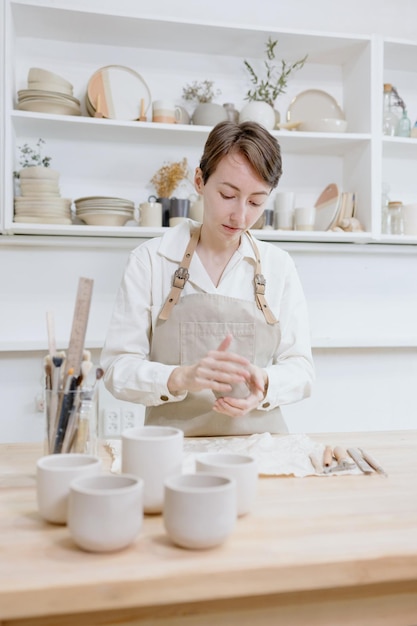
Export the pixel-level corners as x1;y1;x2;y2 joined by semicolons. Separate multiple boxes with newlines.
254;273;266;295
173;266;189;288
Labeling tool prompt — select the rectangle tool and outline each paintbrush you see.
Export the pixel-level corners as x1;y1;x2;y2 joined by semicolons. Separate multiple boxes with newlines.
53;368;76;453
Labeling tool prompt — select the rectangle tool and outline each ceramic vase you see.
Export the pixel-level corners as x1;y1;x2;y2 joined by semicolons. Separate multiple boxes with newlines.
192;103;228;126
239;101;276;130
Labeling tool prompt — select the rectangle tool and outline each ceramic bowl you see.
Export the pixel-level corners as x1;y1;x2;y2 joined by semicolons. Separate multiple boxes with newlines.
163;473;237;549
299;118;347;132
195;452;258;517
77;213;132;226
28;67;73;89
68;473;143;552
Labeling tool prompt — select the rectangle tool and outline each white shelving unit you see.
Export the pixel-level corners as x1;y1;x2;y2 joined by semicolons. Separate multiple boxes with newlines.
1;1;417;244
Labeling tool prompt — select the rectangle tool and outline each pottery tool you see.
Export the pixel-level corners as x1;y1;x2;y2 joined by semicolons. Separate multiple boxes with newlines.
323;445;333;468
347;447;374;474
65;277;94;382
47;355;64;451
359;448;388;477
139;97;147;121
46;311;57;359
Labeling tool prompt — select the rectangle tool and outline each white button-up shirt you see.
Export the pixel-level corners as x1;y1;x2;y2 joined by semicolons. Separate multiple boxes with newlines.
101;220;314;411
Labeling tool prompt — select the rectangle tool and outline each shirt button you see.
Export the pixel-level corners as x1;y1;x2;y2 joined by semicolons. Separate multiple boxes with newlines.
262;402;270;408
160;395;169;402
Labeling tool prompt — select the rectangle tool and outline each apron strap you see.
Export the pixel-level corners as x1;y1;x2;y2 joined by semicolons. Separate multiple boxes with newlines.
245;230;278;325
158;225;201;321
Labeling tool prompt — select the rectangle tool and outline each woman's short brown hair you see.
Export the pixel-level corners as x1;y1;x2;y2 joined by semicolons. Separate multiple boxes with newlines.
199;121;282;189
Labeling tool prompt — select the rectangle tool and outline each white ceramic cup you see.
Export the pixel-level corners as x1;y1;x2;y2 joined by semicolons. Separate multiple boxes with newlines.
138;201;162;227
163;473;237;549
274;191;295;212
195;452;258;516
294;206;316;230
403;203;417;235
275;209;294;230
121;425;184;514
68;473;143;552
152;100;181;124
36;453;102;524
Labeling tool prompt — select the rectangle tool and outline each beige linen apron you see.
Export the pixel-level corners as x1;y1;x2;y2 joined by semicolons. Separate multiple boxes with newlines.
146;227;287;436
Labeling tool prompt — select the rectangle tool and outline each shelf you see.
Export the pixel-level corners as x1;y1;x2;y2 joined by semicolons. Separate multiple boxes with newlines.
11;111;370;156
10;1;370;61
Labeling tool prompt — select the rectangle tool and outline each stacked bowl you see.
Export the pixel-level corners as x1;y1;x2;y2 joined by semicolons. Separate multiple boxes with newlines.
74;196;135;226
17;67;81;116
14;167;72;225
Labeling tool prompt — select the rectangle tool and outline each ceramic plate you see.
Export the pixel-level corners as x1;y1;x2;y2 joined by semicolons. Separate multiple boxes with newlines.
286;89;344;124
314;183;341;231
17;99;81;116
87;65;151;120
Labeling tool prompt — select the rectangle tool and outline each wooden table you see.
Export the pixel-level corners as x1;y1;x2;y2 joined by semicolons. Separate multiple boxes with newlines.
1;431;417;626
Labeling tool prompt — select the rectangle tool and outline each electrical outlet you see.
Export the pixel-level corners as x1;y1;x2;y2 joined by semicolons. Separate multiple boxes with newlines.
102;409;121;437
121;408;141;431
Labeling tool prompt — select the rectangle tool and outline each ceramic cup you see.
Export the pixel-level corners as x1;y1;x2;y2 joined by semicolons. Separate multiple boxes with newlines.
121;425;184;514
138;201;162;227
152;100;181;124
68;473;143;552
163;473;237;549
403;203;417;235
274;192;295;230
195;452;258;516
169;197;190;227
36;453;102;524
294;206;316;230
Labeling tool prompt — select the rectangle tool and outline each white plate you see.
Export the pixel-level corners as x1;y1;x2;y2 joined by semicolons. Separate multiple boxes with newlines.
287;89;345;124
17;99;81;116
18;89;80;105
314;183;341;231
86;65;151;120
14;215;73;224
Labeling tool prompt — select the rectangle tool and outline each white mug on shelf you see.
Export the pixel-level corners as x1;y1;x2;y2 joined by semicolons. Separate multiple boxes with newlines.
152;100;181;124
294;206;316;231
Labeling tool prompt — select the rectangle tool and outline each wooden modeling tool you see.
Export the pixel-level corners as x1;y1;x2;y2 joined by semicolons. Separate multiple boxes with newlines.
139;97;147;121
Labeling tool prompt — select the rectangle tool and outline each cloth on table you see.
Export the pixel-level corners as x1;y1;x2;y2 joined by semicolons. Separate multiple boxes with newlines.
105;432;361;477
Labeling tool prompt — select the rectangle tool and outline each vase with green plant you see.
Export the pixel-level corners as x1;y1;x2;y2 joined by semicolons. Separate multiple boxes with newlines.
241;37;308;129
14;138;58;181
182;79;228;126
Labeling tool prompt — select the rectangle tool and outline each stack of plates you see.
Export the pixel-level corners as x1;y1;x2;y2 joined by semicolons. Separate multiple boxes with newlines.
14;197;73;224
74;196;135;226
17;67;81;116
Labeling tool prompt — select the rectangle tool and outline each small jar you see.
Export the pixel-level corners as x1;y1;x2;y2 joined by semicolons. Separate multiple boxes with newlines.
223;102;239;123
396;109;411;137
410;121;417;138
386;201;404;235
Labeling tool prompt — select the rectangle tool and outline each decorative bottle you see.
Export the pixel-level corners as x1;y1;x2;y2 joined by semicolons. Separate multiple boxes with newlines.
396;109;411;137
382;84;399;136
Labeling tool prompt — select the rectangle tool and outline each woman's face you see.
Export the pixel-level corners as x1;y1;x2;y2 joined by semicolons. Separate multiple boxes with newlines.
195;151;271;241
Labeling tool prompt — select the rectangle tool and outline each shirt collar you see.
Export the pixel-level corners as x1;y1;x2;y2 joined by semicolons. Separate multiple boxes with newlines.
157;219;258;266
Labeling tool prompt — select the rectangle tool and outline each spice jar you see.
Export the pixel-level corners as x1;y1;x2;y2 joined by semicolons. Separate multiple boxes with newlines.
386;201;404;235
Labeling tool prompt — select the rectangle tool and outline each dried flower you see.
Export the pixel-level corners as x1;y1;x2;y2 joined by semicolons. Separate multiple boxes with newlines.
182;80;221;104
17;138;52;169
150;158;189;198
244;38;307;107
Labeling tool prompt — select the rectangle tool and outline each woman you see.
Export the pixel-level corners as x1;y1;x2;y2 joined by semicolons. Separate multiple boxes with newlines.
101;121;314;436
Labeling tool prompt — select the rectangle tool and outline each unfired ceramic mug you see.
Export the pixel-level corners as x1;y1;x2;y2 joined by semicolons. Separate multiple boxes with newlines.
195;452;258;517
121;425;184;514
36;453;102;524
68;473;143;552
163;473;237;549
138;200;162;227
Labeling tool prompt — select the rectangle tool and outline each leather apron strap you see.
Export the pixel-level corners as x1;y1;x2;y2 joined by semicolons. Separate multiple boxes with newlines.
158;225;277;325
245;230;278;325
158;226;201;321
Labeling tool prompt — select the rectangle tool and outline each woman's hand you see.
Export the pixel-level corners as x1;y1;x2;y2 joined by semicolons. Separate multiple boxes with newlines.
212;363;267;417
167;334;252;397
